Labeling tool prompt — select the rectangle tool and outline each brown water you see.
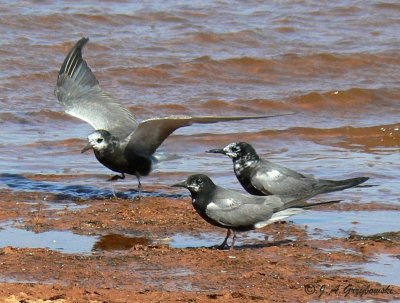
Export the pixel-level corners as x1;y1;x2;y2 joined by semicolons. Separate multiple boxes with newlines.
0;3;399;209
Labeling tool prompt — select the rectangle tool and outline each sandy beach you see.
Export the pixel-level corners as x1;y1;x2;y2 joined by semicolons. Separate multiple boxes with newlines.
0;185;399;302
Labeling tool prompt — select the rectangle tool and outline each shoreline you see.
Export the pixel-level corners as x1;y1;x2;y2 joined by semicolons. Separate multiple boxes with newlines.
0;189;399;302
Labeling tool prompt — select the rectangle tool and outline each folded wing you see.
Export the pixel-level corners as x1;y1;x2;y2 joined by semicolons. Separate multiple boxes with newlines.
252;160;316;195
55;37;138;139
205;195;276;228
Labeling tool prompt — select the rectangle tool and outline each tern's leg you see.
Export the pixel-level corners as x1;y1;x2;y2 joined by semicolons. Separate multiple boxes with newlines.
135;175;142;201
107;173;125;198
229;231;237;250
218;229;231;250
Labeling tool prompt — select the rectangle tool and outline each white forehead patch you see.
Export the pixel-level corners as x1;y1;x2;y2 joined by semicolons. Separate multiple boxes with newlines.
266;170;281;179
88;132;103;141
226;142;238;150
86;132;109;151
224;143;239;158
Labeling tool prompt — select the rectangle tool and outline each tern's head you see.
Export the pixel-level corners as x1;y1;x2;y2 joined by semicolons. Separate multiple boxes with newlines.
81;130;114;153
172;174;216;195
207;142;258;161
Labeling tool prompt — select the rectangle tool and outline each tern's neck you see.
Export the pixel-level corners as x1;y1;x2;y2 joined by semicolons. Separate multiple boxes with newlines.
234;153;259;166
190;189;214;207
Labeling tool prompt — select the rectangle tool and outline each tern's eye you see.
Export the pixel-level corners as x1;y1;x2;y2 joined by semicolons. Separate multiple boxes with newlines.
197;178;203;185
96;138;103;143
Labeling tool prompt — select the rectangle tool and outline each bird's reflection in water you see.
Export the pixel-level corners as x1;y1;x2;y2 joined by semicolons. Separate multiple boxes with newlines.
92;234;151;252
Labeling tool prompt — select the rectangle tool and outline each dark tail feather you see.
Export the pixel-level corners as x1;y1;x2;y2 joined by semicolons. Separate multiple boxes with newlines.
317;177;369;194
298;199;342;210
278;196;341;211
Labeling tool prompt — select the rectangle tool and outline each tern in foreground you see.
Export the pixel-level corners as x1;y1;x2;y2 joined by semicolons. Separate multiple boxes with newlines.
54;38;291;199
172;174;340;249
207;142;369;197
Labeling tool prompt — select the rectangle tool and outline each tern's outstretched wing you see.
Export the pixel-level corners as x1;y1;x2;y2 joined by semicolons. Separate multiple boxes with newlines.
54;37;138;139
125;113;292;156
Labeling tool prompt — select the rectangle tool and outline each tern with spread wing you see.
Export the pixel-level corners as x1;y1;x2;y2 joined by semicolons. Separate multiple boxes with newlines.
54;38;289;199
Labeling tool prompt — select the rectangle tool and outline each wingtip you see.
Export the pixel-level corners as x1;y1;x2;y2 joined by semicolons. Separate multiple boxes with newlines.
76;37;89;49
355;176;370;186
58;37;90;77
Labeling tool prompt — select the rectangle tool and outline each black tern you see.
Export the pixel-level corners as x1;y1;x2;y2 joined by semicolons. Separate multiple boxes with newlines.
207;142;369;196
54;38;291;198
172;174;339;249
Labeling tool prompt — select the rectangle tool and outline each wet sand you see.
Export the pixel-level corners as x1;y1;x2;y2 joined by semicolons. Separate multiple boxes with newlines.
0;188;399;302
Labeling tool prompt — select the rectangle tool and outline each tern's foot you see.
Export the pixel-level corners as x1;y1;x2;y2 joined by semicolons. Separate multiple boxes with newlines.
217;229;232;250
133;195;142;202
217;242;230;250
108;174;125;182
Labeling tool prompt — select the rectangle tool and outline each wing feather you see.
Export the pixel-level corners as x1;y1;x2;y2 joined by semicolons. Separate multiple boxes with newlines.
204;187;284;228
125;114;291;155
205;200;274;228
252;159;317;195
55;37;138;139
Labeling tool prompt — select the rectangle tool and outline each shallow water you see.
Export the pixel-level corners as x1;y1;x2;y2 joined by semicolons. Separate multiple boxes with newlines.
293;210;400;239
0;223;266;252
1;220;398;286
0;0;399;287
0;222;96;254
361;254;400;285
321;254;400;286
170;230;268;248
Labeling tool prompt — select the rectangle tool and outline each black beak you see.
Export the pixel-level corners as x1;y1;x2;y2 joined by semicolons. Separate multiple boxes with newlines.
81;142;93;154
206;148;226;154
171;180;187;188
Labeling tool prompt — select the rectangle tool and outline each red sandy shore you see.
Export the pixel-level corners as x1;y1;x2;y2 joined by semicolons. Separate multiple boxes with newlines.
0;189;399;302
